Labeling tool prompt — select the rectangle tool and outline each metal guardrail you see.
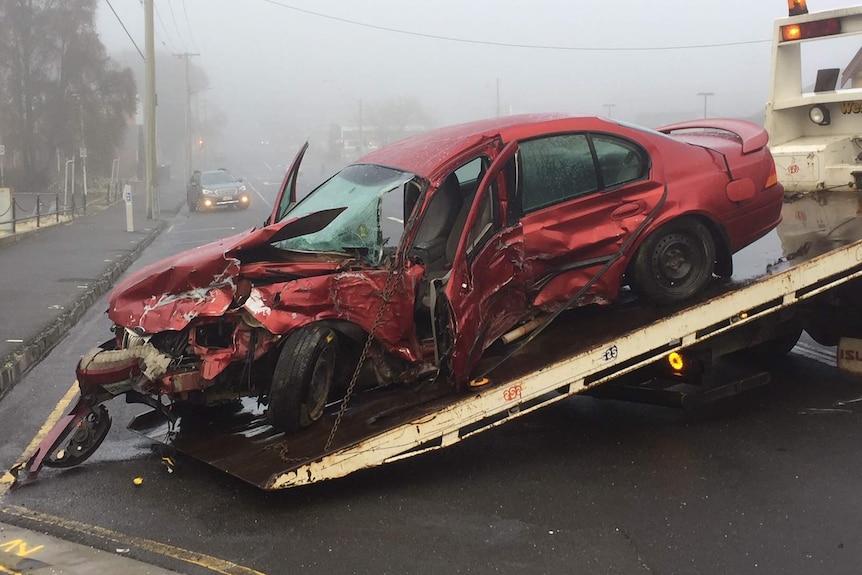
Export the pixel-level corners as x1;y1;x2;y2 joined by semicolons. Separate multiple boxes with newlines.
0;192;87;234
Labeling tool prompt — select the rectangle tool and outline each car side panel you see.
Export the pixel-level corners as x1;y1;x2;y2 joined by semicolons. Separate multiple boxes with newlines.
522;190;623;309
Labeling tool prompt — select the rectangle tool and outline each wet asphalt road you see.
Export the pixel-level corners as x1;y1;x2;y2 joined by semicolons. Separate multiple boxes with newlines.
2;184;862;574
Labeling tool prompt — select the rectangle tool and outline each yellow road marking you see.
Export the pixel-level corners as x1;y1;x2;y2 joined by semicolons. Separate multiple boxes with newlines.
1;384;268;574
2;505;266;575
0;540;43;556
0;381;79;500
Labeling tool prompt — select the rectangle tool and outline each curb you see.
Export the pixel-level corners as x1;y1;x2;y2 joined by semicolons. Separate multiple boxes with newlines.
0;219;168;401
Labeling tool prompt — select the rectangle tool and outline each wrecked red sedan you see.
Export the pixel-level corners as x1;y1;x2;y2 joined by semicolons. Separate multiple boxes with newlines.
20;114;783;476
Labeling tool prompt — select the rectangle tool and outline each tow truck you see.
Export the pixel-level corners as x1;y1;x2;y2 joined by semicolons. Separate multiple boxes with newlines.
765;0;862;193
11;1;862;491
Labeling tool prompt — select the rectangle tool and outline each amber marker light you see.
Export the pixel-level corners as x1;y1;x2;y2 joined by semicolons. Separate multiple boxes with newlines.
668;352;685;372
788;0;808;16
782;24;802;41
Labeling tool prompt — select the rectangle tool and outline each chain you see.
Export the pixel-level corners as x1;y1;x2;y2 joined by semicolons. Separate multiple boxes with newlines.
324;253;408;451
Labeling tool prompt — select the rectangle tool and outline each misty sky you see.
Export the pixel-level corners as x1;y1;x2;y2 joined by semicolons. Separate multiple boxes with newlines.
96;0;859;169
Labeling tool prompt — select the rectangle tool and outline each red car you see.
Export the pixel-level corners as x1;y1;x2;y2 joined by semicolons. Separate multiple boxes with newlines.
24;114;783;473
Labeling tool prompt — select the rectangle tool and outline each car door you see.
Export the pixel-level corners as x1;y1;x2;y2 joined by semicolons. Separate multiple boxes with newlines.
268;142;309;225
517;132;658;308
445;140;528;382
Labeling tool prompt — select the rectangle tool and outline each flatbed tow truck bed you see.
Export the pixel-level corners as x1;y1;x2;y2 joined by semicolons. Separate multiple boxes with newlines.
131;192;862;490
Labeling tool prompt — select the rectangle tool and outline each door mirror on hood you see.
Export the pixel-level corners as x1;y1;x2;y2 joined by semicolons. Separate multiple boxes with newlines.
269;142;310;226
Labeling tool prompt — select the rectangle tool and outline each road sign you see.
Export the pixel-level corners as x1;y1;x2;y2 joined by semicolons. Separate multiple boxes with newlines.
79;147;87;158
0;145;5;156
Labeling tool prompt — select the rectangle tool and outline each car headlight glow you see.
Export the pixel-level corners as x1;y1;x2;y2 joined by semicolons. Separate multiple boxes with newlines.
808;105;831;126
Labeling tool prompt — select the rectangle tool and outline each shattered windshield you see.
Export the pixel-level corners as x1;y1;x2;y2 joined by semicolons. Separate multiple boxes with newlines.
274;164;414;264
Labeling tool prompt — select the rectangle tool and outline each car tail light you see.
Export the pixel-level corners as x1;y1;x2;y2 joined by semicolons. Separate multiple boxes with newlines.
766;162;779;188
781;18;841;42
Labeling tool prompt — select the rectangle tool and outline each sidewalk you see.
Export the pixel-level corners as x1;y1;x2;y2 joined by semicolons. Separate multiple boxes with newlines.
0;520;178;574
0;184;185;400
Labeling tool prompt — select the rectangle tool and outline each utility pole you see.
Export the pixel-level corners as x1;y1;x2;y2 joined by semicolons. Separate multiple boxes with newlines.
78;96;87;206
697;92;715;119
175;52;200;184
496;78;500;117
603;104;616;119
144;0;157;219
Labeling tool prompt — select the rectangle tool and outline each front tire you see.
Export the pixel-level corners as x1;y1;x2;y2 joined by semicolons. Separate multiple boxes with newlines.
43;405;112;469
267;325;338;433
631;218;716;305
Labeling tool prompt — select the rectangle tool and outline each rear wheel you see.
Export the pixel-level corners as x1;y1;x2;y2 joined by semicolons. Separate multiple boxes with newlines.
632;218;716;305
267;325;338;433
749;325;803;357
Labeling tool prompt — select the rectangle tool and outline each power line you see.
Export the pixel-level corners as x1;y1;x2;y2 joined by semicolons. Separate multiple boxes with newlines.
260;0;770;52
167;0;189;52
104;0;145;60
181;0;198;51
153;1;180;52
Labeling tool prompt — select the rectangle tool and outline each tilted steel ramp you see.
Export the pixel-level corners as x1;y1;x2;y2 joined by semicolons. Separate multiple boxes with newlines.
130;192;862;489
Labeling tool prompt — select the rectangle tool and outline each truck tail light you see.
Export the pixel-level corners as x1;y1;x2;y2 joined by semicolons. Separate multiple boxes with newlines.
781;18;841;42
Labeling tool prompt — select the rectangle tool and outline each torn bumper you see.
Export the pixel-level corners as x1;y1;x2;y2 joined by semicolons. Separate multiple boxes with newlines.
11;339;174;486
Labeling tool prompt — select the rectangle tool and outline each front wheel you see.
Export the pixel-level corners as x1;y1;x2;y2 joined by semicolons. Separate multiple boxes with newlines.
267;325;338;433
43;405;112;469
631;218;716;306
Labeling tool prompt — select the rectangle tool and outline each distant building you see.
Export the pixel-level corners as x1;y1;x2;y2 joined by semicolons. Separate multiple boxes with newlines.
331;124;426;163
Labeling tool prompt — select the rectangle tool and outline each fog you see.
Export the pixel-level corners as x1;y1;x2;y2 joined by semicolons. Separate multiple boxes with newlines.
96;0;859;179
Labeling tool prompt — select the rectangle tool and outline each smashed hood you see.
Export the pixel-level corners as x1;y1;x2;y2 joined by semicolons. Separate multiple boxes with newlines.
108;208;346;333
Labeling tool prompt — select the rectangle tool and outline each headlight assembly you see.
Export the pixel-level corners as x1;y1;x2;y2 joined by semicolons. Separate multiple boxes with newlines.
808;105;831;126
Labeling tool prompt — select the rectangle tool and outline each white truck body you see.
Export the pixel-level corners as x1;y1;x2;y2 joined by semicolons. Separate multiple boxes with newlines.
765;4;862;193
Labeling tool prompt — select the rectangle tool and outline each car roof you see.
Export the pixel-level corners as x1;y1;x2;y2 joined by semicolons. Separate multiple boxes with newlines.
356;113;623;180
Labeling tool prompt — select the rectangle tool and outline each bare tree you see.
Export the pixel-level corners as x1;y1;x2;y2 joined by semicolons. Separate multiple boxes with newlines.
368;96;433;147
0;0;136;191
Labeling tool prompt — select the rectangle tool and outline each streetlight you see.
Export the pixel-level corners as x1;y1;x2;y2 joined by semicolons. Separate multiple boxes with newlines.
603;104;616;119
697;92;715;119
